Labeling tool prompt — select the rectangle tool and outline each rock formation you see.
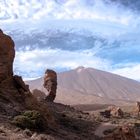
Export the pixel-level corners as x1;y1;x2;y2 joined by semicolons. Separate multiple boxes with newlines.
110;106;123;118
43;69;57;102
0;29;54;129
13;75;30;93
0;29;32;115
0;29;15;83
100;106;123;118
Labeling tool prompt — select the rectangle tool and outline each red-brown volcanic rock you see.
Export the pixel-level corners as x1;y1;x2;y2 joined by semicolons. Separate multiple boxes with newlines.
43;69;57;102
0;29;15;83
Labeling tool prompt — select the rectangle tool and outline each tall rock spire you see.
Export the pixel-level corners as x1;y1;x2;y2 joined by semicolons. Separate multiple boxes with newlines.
43;69;57;102
0;29;15;83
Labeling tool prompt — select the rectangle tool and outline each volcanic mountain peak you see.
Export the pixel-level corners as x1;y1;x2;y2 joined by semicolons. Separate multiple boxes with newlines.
27;66;140;105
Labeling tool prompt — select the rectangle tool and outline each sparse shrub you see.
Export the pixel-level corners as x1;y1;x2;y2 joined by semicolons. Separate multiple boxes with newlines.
12;110;45;131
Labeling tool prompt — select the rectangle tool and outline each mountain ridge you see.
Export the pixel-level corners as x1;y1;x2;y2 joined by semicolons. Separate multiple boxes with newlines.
26;66;140;105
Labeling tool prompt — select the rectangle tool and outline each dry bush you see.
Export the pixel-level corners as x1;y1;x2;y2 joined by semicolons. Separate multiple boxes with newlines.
12;110;45;131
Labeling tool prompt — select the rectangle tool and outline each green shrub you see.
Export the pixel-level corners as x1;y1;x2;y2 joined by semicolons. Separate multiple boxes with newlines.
12;110;45;131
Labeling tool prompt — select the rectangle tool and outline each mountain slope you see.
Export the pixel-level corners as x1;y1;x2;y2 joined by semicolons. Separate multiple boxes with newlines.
26;67;140;105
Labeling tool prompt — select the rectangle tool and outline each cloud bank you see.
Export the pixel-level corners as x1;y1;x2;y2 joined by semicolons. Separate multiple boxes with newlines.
0;0;140;81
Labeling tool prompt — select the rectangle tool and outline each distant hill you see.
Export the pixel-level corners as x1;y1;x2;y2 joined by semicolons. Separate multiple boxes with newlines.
26;67;140;105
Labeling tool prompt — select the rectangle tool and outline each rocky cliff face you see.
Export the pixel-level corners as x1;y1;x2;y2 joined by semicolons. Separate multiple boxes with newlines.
0;29;50;119
0;29;15;83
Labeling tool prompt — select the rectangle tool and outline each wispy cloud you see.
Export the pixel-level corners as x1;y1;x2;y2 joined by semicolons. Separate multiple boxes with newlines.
112;63;140;81
14;46;140;81
1;0;140;81
14;48;111;78
0;0;138;26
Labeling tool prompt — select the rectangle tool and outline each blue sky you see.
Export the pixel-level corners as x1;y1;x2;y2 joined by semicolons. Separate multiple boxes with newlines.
0;0;140;81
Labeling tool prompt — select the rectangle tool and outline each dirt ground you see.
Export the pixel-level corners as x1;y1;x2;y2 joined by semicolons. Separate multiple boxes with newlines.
73;103;140;139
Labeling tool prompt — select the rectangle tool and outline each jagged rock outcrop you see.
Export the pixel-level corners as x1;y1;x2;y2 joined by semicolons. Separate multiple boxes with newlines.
43;69;57;102
0;29;15;83
13;75;29;92
0;30;51;120
0;29;32;115
0;29;29;93
109;106;124;118
0;30;56;133
100;106;123;118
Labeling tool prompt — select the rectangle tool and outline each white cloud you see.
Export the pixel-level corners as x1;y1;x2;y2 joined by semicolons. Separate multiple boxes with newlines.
0;0;138;26
112;63;140;81
1;0;139;38
1;0;140;82
14;47;140;81
1;0;139;43
14;48;111;78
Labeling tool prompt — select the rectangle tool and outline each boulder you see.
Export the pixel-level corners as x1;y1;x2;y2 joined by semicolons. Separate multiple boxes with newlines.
100;106;123;118
43;69;57;102
110;107;123;118
0;29;15;83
